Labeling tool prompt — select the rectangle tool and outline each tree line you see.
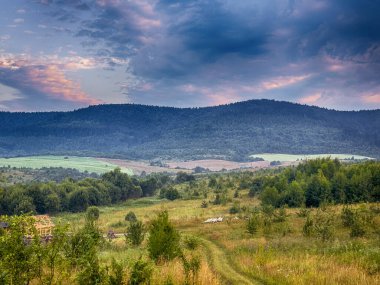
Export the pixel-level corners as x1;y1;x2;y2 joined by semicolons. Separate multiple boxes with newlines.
248;158;380;207
0;168;170;215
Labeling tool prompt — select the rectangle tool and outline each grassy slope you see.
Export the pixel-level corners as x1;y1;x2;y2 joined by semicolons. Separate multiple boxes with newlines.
54;192;380;285
0;155;133;175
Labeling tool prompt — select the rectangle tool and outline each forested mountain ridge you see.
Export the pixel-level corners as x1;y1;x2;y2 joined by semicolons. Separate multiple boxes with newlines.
0;99;379;160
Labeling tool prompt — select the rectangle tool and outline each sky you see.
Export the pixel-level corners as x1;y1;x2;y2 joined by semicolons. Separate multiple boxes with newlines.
0;0;380;111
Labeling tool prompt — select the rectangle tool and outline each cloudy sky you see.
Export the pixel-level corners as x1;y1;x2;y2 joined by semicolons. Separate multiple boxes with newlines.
0;0;380;111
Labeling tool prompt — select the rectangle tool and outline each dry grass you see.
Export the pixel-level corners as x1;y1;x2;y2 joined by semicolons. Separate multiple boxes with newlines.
56;196;380;285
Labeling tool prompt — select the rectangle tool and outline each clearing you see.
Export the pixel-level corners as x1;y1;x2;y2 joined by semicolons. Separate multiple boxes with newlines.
0;156;132;175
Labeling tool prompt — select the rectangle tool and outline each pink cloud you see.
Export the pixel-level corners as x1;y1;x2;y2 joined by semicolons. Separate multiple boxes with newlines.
240;75;311;93
363;93;380;104
180;84;241;105
298;92;322;104
260;75;311;91
0;54;102;105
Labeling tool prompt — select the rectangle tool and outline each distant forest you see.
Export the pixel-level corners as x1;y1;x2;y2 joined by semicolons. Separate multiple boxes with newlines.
0;99;379;160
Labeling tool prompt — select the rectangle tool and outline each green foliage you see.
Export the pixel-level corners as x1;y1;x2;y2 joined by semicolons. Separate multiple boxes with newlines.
128;258;152;285
181;255;201;285
248;159;380;208
147;211;181;263
260;186;280;207
273;207;287;223
183;235;200;250
125;211;137;222
0;215;43;285
107;258;125;285
126;221;145;246
229;202;241;214
86;206;100;222
247;213;260;235
175;172;195;183
314;209;335;242
302;214;314;237
161;187;181;201
342;205;375;238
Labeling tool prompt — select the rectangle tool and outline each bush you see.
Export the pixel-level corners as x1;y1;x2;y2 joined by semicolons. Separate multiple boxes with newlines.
200;200;208;208
126;221;145;246
147;211;181;262
314;210;335;242
161;187;181;201
128;259;152;285
181;255;201;285
273;207;287;223
108;258;124;285
86;206;100;222
302;214;314;237
183;236;200;250
341;206;354;227
247;213;260;235
229;202;241;214
125;211;137;222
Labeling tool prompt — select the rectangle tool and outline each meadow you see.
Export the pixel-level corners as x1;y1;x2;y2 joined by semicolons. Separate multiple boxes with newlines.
55;191;380;285
0;156;133;175
250;153;373;162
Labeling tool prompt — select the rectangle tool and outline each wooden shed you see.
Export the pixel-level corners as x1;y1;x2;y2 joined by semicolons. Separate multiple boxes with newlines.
33;215;54;236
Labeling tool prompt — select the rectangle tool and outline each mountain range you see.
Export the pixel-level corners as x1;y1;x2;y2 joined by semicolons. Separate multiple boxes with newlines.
0;99;379;160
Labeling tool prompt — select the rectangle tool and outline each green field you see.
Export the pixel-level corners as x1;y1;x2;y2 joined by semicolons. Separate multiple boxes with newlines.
251;153;373;162
0;156;133;175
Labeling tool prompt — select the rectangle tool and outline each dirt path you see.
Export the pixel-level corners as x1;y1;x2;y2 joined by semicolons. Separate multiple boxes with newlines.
199;237;262;285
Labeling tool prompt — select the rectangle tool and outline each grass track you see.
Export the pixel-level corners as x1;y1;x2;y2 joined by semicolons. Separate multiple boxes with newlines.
200;237;262;285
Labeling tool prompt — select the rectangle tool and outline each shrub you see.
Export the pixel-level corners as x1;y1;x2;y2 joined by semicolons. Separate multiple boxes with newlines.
297;207;310;218
200;200;208;208
341;206;354;227
302;214;314;237
125;211;137;222
128;259;152;285
108;258;124;285
86;206;100;222
147;211;181;262
181;255;201;285
213;194;222;205
126;221;145;246
314;210;335;242
161;187;181;201
183;236;200;250
247;213;260;235
229;202;241;214
273;207;287;223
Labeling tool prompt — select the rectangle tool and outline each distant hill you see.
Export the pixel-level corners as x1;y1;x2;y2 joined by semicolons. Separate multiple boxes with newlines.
0;99;379;160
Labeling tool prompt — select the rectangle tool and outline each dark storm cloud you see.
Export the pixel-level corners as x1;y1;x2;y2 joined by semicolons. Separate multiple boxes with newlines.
2;0;380;110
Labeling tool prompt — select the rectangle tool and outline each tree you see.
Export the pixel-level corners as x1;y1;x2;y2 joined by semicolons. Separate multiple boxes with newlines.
260;186;280;207
305;170;331;207
282;181;305;207
175;172;195;183
126;221;145;246
86;206;100;222
147;211;181;262
68;189;89;212
125;211;137;222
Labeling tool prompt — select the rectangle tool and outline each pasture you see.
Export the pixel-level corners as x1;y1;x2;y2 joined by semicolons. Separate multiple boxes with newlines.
250;153;373;162
0;156;133;175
